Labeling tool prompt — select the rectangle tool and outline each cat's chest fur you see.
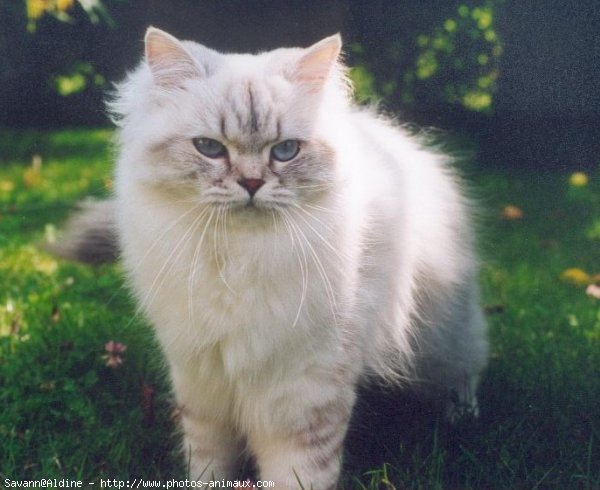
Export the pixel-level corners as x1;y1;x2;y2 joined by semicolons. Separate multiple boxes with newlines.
120;192;352;375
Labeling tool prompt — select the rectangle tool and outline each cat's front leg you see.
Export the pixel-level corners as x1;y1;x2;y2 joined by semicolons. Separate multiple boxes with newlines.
248;385;356;490
171;363;242;482
179;409;244;482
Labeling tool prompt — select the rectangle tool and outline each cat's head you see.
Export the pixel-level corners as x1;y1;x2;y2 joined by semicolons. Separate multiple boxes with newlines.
112;27;348;213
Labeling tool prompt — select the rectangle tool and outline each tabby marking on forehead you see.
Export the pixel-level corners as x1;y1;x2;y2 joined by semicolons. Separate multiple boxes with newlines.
247;81;259;134
223;80;280;148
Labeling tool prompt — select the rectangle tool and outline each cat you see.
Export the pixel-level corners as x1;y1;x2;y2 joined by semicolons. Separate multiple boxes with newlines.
56;27;488;489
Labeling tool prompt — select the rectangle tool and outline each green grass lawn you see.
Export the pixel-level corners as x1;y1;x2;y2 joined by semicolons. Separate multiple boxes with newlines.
0;129;598;488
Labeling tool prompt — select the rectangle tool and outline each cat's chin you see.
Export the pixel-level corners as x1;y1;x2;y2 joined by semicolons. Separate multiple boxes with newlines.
205;200;285;231
203;199;291;213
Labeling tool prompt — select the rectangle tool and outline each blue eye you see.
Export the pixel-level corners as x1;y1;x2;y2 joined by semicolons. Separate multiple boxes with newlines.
192;137;227;158
271;140;300;162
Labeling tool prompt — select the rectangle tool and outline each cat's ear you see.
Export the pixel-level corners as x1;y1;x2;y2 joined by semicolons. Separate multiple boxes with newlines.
294;34;342;92
145;27;203;87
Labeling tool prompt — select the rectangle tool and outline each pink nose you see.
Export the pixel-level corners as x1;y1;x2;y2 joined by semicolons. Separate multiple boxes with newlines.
238;178;265;197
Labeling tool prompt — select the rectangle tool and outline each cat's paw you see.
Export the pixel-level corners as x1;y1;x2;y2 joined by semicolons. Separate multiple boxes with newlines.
444;389;480;424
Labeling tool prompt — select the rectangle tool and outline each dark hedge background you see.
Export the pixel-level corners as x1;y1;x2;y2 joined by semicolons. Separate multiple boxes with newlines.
1;0;599;169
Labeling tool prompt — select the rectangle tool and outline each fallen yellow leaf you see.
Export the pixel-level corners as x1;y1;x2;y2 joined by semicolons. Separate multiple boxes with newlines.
23;155;43;188
561;268;590;285
569;172;588;187
0;180;15;192
23;167;42;188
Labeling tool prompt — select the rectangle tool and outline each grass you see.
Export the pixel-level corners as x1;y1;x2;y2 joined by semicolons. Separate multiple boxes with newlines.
0;128;598;488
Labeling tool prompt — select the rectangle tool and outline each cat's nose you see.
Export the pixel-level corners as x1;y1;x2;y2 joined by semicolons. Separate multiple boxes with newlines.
238;178;265;198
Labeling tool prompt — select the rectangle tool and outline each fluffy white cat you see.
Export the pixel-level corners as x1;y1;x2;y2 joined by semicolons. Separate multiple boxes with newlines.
61;27;488;489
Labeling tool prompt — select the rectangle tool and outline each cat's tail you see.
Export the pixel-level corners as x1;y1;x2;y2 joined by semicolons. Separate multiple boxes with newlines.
46;199;118;265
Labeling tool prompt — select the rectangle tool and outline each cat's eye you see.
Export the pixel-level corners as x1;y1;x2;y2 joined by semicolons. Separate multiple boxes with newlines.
192;137;227;158
271;140;300;162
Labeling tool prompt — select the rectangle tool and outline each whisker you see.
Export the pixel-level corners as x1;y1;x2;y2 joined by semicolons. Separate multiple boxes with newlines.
134;206;211;322
294;182;335;191
188;207;216;329
289;205;353;264
127;204;204;277
103;203;204;308
270;208;279;236
107;204;209;326
281;209;339;328
279;211;309;330
303;202;339;215
214;205;236;294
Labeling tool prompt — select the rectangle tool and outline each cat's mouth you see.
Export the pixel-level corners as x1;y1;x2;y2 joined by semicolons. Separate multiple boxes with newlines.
201;183;296;211
205;197;286;213
241;198;288;212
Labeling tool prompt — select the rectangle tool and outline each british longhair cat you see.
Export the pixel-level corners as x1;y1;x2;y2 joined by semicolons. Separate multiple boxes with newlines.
58;27;488;489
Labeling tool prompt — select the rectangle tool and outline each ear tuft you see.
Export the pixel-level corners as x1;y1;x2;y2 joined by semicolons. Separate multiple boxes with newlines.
145;27;201;87
295;34;342;92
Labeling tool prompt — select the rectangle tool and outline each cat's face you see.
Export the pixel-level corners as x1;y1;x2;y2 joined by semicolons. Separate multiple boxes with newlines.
125;28;343;213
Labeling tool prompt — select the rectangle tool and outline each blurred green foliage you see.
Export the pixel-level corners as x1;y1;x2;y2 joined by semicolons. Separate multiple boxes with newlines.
24;0;113;32
347;1;503;117
21;1;112;98
3;1;504;128
53;62;106;97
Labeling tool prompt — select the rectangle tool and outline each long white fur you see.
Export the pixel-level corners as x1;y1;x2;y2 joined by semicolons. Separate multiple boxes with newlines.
109;27;488;488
